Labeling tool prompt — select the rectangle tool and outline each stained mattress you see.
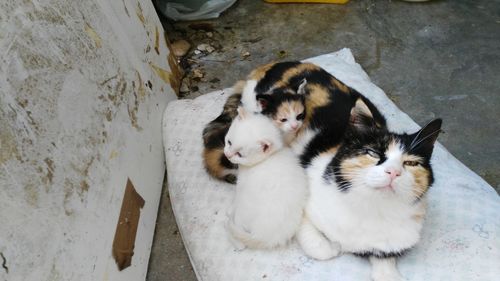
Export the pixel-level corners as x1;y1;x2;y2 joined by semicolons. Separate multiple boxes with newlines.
162;49;500;281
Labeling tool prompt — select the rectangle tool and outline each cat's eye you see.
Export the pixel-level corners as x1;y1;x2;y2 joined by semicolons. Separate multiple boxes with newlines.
296;113;305;120
228;140;232;146
364;148;379;158
280;118;288;122
403;160;419;166
236;152;242;157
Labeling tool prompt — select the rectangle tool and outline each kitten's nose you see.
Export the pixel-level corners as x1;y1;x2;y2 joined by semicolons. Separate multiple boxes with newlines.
385;168;401;180
291;122;298;130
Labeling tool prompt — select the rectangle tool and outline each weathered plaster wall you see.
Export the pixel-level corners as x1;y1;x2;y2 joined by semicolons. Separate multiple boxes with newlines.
0;0;176;280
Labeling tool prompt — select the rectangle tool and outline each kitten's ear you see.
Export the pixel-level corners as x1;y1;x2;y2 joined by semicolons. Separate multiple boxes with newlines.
409;118;442;155
256;94;273;111
260;140;272;153
296;79;308;95
237;106;248;120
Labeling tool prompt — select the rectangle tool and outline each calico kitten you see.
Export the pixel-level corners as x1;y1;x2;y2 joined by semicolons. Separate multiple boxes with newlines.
202;82;306;184
224;107;308;249
296;97;442;281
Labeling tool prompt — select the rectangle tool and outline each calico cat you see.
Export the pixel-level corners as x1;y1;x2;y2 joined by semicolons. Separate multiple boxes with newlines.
238;61;387;167
203;60;386;183
296;97;442;281
224;107;308;249
202;81;307;184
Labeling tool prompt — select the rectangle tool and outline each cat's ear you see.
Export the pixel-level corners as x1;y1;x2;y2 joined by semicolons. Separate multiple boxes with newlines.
259;140;272;153
256;94;273;111
237;106;248;120
296;79;308;95
349;97;386;131
409;118;442;156
350;98;375;131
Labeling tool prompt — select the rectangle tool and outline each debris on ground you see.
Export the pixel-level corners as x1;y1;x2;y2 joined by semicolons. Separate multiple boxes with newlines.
241;51;251;59
197;43;215;53
188;22;215;31
164;18;268;98
171;39;191;57
192;68;205;80
277;50;288;59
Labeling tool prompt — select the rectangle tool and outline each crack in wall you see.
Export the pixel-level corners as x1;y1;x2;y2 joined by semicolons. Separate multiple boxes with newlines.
0;252;8;274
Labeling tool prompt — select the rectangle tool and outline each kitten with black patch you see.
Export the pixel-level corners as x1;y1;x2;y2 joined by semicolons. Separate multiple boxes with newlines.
296;97;442;281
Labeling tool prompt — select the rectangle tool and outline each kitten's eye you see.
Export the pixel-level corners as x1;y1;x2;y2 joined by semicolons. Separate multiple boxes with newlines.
280;118;287;122
364;148;379;158
296;113;305;120
403;160;419;166
236;152;242;157
228;140;232;146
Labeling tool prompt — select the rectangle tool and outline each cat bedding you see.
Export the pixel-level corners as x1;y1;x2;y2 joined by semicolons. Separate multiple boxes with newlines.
162;49;499;281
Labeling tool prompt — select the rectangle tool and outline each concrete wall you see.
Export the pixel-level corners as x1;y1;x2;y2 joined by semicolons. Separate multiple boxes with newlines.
0;0;176;280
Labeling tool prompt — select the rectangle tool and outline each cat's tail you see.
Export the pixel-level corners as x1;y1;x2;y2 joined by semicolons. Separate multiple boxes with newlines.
203;148;238;184
227;220;279;249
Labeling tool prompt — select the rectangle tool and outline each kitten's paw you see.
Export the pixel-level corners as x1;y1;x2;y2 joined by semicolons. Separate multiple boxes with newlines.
224;174;237;184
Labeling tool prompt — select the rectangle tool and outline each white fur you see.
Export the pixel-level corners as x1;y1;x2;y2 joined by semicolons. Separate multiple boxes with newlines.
240;79;261;113
298;143;427;281
225;110;308;249
290;128;317;155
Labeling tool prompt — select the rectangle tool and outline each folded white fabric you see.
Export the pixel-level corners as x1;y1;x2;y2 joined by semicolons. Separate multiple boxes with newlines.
162;49;500;281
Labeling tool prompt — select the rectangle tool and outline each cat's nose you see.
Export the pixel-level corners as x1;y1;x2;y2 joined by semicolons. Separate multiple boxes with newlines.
291;122;298;130
385;168;401;180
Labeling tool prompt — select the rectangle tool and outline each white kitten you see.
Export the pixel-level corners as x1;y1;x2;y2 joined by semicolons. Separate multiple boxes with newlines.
224;107;308;249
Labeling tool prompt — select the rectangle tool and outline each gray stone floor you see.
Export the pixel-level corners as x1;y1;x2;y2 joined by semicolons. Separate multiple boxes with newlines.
147;1;500;280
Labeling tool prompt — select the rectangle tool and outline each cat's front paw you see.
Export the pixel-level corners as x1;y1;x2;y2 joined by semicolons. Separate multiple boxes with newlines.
296;219;341;260
301;238;340;260
370;256;405;281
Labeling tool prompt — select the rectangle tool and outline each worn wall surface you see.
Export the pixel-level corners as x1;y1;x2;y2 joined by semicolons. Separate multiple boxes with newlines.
0;0;176;280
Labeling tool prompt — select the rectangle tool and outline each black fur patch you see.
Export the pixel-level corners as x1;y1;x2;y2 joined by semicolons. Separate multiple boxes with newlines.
220;154;237;170
255;61;302;94
353;248;410;259
258;89;305;117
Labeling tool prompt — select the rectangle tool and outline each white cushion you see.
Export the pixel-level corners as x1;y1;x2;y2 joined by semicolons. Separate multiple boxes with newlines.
162;49;500;281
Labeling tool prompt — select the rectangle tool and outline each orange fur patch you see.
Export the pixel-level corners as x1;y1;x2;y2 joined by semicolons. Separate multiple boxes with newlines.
331;77;350;93
249;62;276;81
232;80;246;94
340;155;378;180
319;145;340;157
304;83;330;124
410;166;430;199
273;63;322;88
274;100;305;120
203;148;227;179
